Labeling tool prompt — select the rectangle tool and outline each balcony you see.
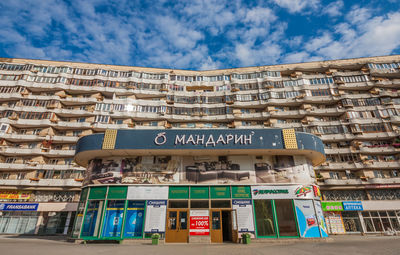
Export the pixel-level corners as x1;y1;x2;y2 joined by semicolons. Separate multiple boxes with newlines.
307;107;345;116
323;178;363;185
270;110;305;118
57;121;91;129
0;178;82;187
367;177;400;184
319;133;355;141
0;162;85;171
359;146;398;154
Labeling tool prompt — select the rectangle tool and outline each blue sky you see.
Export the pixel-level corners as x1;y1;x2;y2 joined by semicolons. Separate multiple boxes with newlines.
0;0;400;70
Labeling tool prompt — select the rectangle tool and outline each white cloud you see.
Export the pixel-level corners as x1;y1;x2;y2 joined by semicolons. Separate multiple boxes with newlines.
271;0;320;14
346;6;373;25
304;33;332;52
322;0;344;17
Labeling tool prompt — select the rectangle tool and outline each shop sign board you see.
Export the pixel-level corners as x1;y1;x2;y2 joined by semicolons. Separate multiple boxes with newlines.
190;186;209;199
232;186;251;199
251;185;314;199
127;186;168;200
189;210;209;236
0;191;31;200
232;200;255;232
0;203;38;211
321;201;344;211
144;200;167;233
294;200;320;238
342;201;363;211
169;186;189;199
210;186;231;199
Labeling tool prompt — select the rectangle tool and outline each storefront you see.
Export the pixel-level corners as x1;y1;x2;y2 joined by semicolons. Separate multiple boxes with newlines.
72;128;327;242
0;190;78;235
322;200;400;234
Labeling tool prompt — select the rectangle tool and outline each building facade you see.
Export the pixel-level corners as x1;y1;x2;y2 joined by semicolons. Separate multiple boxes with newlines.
0;56;400;236
72;128;327;242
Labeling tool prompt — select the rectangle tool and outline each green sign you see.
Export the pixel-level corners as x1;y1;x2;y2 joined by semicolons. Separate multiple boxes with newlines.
80;187;89;201
190;186;209;199
321;201;344;211
169;186;189;199
232;186;251;198
210;186;231;199
107;186;127;199
88;186;107;200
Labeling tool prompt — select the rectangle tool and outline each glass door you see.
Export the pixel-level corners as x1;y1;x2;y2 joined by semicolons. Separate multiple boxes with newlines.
254;200;276;237
210;210;222;243
274;200;299;237
165;209;189;243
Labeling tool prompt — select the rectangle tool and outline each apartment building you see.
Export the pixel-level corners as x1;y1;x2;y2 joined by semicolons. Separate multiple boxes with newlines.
0;56;399;236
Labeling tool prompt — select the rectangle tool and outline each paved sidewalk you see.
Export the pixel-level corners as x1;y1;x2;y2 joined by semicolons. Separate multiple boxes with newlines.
0;235;399;255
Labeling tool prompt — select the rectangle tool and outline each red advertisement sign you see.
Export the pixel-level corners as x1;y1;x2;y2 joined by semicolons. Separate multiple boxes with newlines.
189;216;209;236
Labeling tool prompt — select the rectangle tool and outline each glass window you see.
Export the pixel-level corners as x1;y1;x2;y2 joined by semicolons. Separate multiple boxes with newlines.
102;200;125;238
212;211;221;230
274;200;298;237
124;201;145;238
81;200;104;237
168;211;177;230
254;200;276;237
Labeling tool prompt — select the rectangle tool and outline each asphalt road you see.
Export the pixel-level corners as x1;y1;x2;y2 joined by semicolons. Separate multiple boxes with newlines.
0;235;399;255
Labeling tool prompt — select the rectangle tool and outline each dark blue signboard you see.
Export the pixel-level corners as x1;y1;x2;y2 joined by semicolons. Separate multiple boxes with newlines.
343;201;363;211
0;203;38;211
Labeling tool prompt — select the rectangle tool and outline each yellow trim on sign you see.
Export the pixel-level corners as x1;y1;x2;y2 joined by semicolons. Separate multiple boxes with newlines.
102;129;117;150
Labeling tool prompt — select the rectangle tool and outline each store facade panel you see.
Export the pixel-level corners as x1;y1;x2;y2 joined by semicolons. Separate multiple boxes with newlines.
72;128;327;242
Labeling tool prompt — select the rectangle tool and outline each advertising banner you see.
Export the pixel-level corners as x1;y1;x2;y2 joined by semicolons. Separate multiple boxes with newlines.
313;200;329;237
251;185;314;199
127;186;168;200
0;203;38;211
189;210;209;236
102;201;125;238
342;201;363;211
232;200;255;232
294;200;320;238
324;212;346;234
0;191;31;200
124;201;145;238
144;200;167;233
84;154;317;186
321;201;344;211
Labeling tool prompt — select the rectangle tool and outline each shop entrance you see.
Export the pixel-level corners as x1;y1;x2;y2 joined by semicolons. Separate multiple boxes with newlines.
210;209;238;243
165;209;189;243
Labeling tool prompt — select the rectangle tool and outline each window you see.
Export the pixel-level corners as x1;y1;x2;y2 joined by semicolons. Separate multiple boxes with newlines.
329;172;340;179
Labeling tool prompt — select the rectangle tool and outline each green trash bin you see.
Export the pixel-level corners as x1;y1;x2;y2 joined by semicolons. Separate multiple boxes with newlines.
241;233;251;244
151;234;160;245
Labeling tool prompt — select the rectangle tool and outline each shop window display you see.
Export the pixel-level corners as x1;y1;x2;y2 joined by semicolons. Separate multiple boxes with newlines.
102;200;125;238
123;201;145;238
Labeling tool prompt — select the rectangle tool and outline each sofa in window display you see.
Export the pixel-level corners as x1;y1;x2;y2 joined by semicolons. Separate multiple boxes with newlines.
255;156;314;184
121;156;180;184
185;160;250;183
87;159;123;184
